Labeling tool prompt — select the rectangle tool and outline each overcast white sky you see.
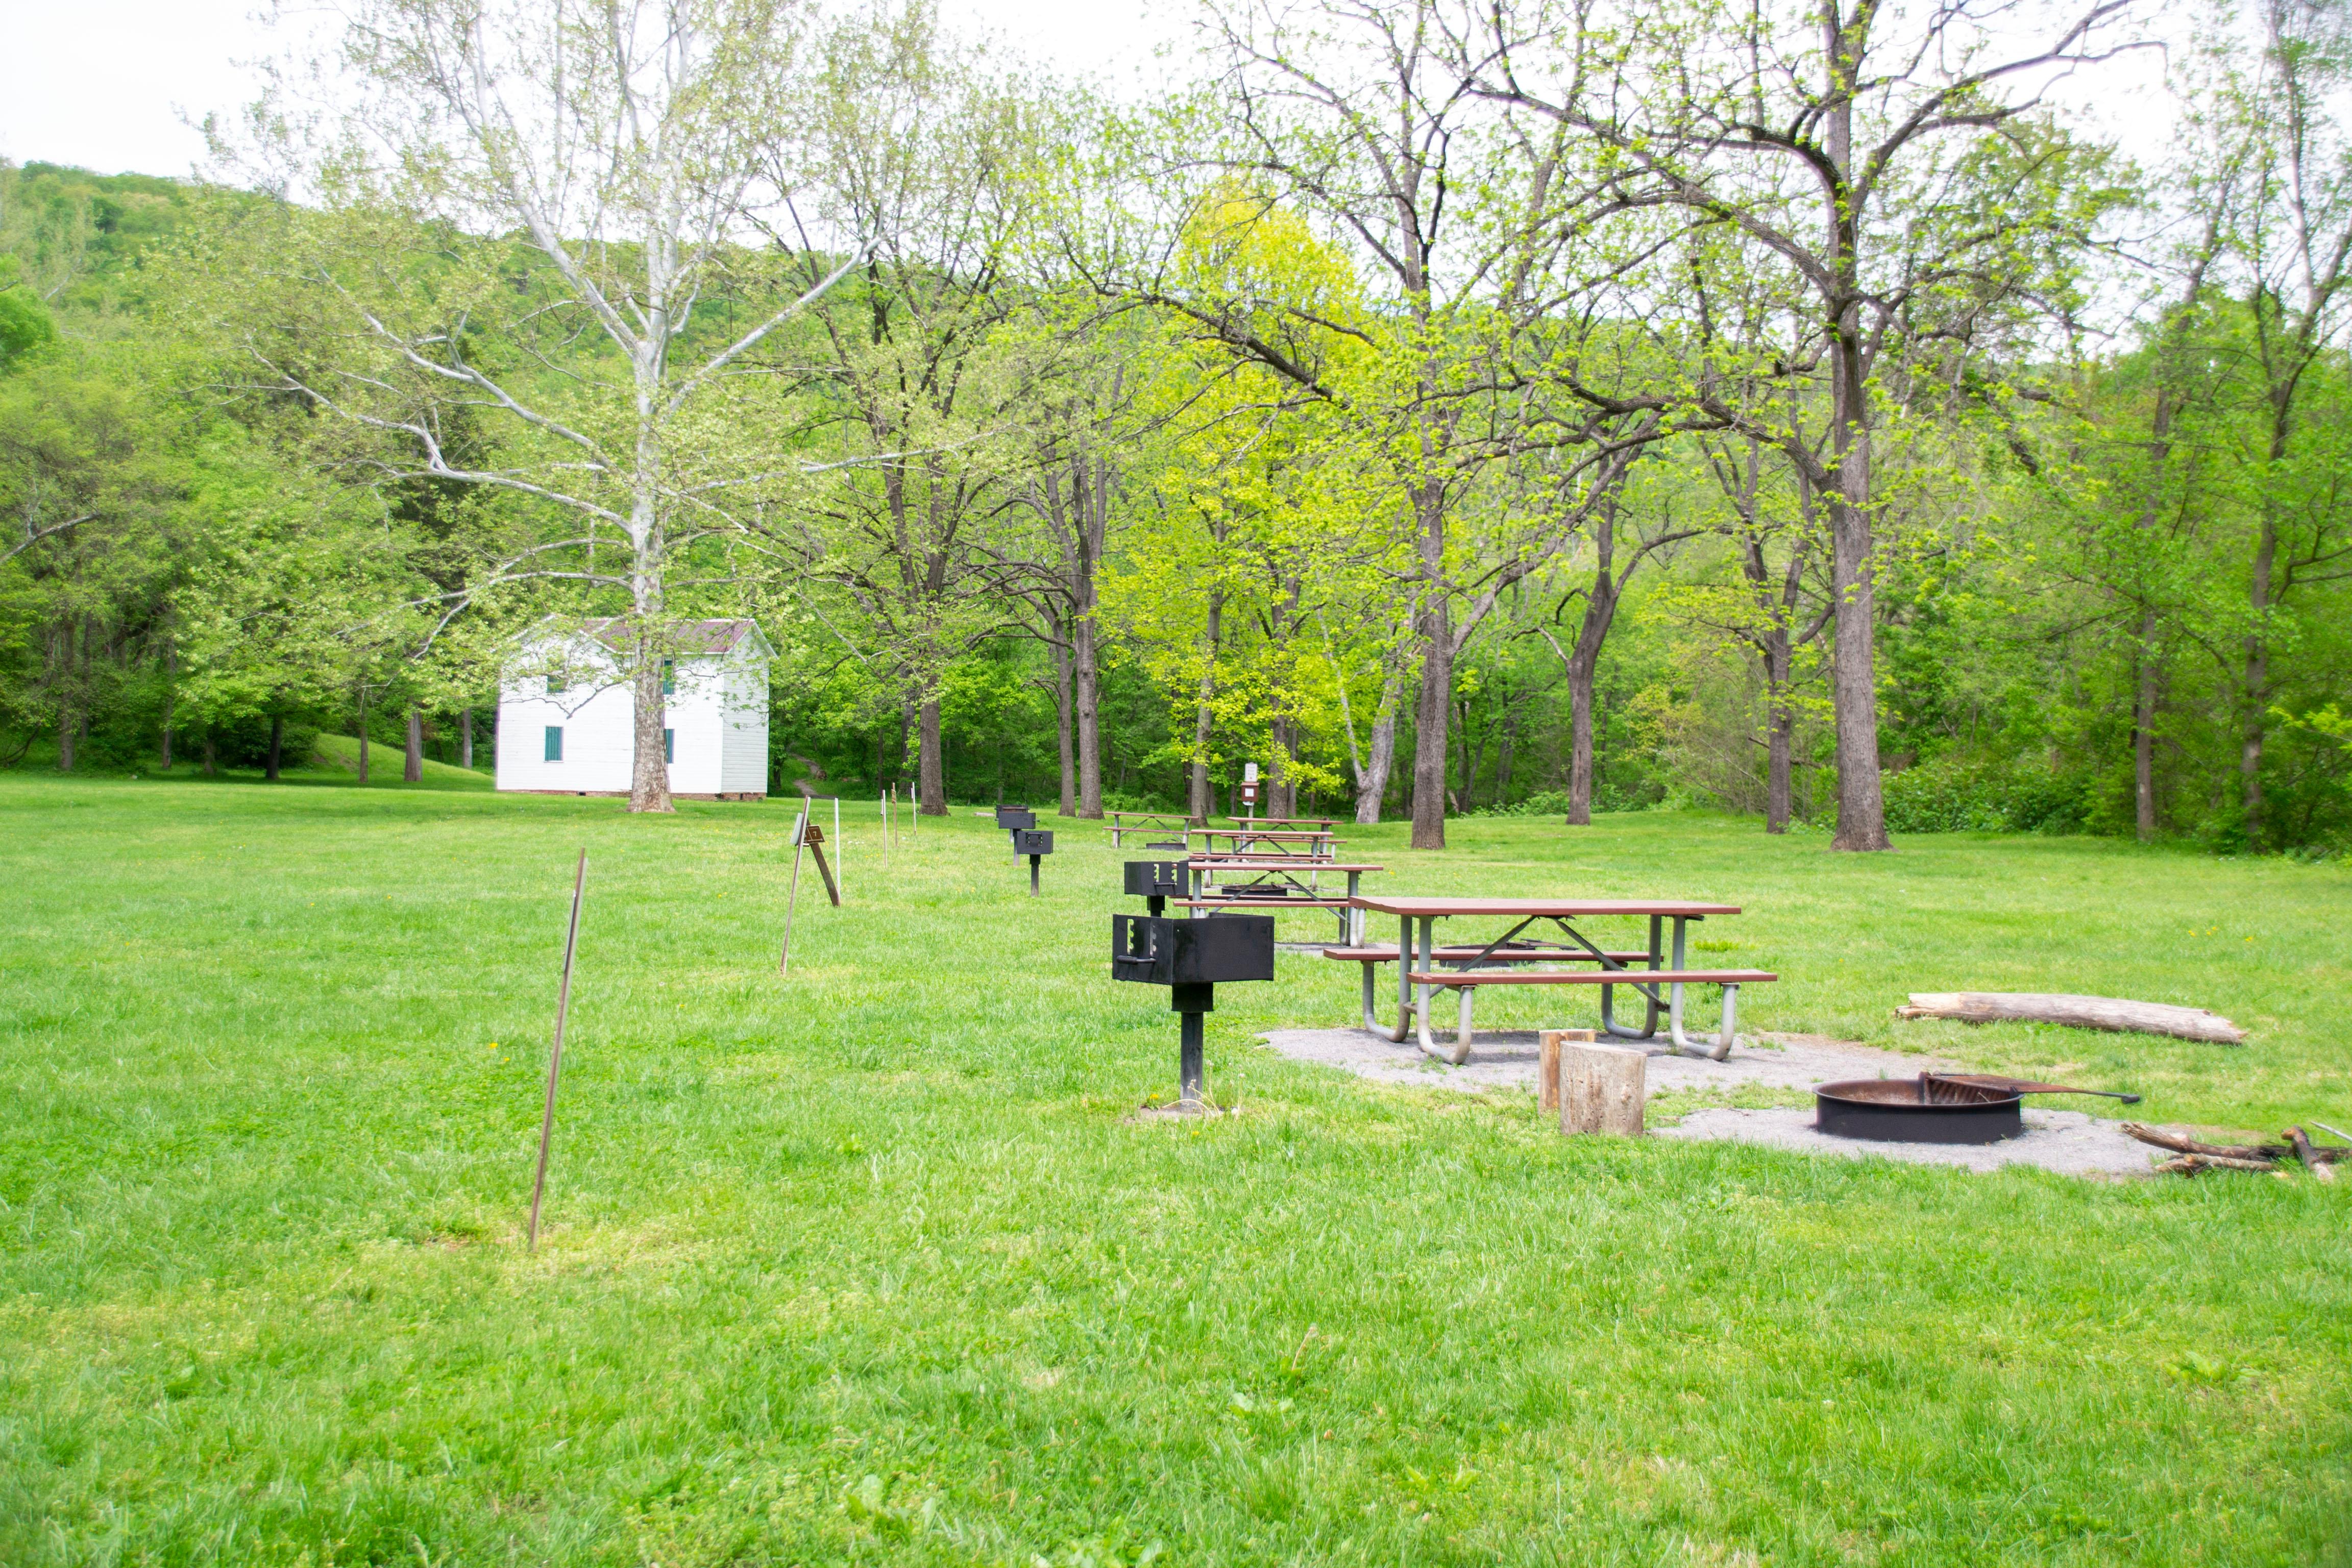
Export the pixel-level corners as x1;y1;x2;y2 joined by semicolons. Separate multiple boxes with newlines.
1;0;1189;179
6;0;2167;184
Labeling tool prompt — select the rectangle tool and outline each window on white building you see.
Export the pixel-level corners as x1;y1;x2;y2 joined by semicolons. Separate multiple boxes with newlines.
664;727;675;763
544;726;564;762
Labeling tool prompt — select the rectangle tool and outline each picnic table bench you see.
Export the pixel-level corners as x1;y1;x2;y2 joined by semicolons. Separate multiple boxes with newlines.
1170;857;1384;942
1343;896;1776;1065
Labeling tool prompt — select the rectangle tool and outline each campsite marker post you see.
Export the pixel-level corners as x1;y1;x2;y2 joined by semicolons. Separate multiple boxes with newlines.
778;811;807;977
527;849;588;1252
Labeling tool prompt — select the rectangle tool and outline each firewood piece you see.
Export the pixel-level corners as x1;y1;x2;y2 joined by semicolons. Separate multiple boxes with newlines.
1560;1040;1645;1137
2286;1127;2338;1182
2122;1123;2345;1164
1538;1028;1596;1114
2156;1152;2278;1175
1894;992;2245;1043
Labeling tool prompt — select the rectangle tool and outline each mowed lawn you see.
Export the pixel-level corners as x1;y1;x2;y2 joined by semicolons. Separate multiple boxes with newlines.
2;775;2347;1567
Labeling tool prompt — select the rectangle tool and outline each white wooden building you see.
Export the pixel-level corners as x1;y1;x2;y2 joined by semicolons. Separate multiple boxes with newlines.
495;619;773;800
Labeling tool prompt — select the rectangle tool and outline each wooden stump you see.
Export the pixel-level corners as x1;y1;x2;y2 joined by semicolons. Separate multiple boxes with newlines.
1559;1040;1645;1137
1538;1028;1596;1113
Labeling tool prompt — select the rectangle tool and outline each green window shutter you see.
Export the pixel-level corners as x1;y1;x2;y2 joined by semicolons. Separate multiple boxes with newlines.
544;726;564;762
661;659;675;696
664;728;674;763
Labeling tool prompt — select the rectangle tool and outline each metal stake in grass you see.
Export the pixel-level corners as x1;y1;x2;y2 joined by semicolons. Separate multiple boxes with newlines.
527;849;588;1253
778;810;808;977
834;797;843;899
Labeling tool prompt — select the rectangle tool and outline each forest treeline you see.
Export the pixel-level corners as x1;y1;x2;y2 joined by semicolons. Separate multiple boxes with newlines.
3;0;2347;851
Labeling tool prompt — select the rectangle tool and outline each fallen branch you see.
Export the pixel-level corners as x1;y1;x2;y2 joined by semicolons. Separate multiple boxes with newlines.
1894;992;2245;1043
2155;1153;2279;1175
2130;1122;2350;1178
2123;1122;2347;1164
2286;1127;2338;1183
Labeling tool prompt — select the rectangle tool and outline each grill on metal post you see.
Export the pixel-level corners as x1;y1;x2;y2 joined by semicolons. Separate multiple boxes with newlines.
1121;859;1186;916
1114;862;1273;1109
995;807;1048;894
1014;827;1054;894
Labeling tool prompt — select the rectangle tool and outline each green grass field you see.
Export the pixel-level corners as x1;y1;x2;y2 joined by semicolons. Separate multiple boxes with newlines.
2;775;2347;1566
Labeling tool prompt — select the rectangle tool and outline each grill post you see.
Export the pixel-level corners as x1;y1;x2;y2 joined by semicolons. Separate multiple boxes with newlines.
1175;985;1210;1106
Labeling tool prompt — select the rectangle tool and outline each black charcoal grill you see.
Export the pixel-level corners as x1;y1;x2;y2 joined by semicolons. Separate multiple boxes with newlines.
1115;862;1275;1109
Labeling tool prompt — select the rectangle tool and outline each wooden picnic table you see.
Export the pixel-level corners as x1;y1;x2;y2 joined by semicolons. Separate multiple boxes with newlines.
1187;825;1341;862
1344;895;1773;1066
1177;857;1385;942
1223;814;1336;830
1107;808;1199;847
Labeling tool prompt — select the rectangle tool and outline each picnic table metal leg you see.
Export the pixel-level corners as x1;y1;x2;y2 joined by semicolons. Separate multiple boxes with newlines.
1666;983;1739;1060
1389;913;1415;1042
1360;961;1382;1032
1597;914;1664;1042
1415;984;1473;1064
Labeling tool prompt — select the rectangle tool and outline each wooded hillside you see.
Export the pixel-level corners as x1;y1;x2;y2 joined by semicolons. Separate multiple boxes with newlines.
4;0;2346;852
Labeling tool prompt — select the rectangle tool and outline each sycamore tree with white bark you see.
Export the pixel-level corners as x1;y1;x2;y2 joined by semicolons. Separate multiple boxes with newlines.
217;0;863;811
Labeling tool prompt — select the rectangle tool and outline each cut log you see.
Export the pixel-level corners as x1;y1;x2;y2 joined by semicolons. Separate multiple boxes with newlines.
1894;992;2245;1044
1538;1028;1596;1114
1560;1040;1644;1137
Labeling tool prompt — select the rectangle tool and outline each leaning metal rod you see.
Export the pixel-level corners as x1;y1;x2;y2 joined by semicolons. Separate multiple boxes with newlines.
833;797;843;899
778;810;808;977
527;849;589;1253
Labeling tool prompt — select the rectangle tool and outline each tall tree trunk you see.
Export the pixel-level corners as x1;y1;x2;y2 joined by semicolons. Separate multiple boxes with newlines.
1825;381;1890;850
2133;618;2158;842
357;690;370;785
1566;655;1596;824
460;708;474;771
159;640;175;771
202;733;217;776
1563;522;1623;827
1410;593;1453;849
1407;484;1454;847
2242;518;2275;850
1188;589;1222;824
266;714;284;782
1350;662;1403;825
1074;609;1103;819
404;706;424;783
629;632;675;813
1072;463;1106;820
918;696;945;814
1820;60;1890;853
1493;710;1516;808
57;703;74;772
1052;629;1076;817
1763;632;1793;834
1268;715;1299;818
